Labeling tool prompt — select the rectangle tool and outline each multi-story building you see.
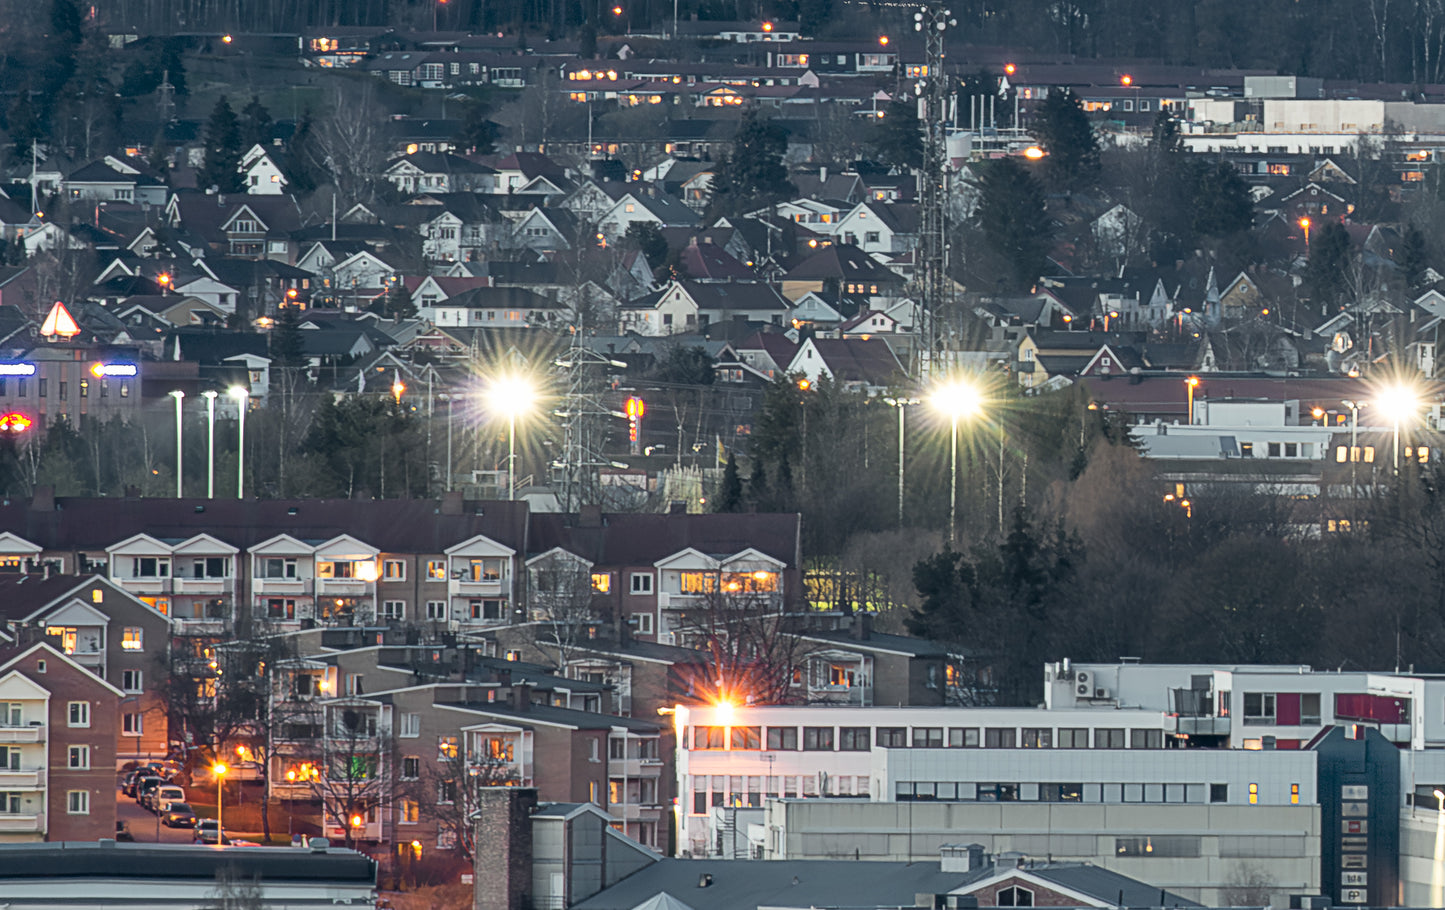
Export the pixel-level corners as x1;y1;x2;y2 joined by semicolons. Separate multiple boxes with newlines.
0;576;171;763
0;642;121;842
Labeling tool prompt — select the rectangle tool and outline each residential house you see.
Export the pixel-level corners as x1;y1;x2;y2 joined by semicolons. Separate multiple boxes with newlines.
239;144;289;195
653;281;789;331
597;192;699;242
619;286;698;336
786;336;905;395
420;286;566;329
383;152;498;195
781;243;905;307
833;201;919;257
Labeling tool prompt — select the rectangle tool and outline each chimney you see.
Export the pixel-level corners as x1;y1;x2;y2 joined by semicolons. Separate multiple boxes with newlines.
30;486;54;512
851;612;872;641
939;844;987;873
440;490;464;515
511;681;534;712
819;165;828;183
473;788;539;910
667;500;686;515
579;504;603;528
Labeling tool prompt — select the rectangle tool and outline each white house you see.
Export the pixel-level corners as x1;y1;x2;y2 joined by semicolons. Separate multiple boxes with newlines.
240;144;289;195
833;202;919;256
618;285;698;335
597;192;699;242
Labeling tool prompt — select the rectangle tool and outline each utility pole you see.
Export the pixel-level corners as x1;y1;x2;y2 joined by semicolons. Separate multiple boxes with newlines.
914;4;956;380
554;330;625;512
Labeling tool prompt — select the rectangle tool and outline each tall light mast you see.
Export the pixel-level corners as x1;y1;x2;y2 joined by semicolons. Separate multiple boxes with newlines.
914;4;955;378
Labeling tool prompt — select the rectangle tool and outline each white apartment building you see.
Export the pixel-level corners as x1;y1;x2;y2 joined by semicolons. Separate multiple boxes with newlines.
673;703;1177;856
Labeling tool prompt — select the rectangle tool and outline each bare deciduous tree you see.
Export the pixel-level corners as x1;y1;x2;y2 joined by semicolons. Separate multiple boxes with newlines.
318;82;387;209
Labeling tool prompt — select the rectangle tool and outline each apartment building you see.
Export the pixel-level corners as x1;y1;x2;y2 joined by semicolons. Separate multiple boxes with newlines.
0;494;801;644
0;575;171;762
674;703;1180;856
0;642;121;842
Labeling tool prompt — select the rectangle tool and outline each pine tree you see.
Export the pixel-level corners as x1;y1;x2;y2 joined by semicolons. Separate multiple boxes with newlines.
1399;224;1430;292
239;96;273;151
713;453;743;512
283;110;327;194
976;157;1054;289
1186;161;1252;239
269;304;306;368
1306;221;1353;315
453;103;499;156
1031;88;1100;191
706;111;795;219
200;97;245;194
868;100;923;170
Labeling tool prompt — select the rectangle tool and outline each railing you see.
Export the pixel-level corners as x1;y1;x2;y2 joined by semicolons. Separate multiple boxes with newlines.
0;813;44;833
172;578;232;594
253;578;314;594
1177;716;1231;736
0;725;43;743
0;768;45;789
112;577;172;594
609;758;665;778
172;617;229;637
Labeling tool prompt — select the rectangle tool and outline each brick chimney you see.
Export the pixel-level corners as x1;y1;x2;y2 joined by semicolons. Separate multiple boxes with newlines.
511;681;534;713
473;787;538;910
30;486;54;512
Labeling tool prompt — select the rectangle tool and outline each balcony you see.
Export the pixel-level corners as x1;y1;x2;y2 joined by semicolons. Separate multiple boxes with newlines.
0;813;44;834
1177;716;1231;736
173;577;232;595
611;802;664;821
0;768;45;789
173;617;229;637
0;726;43;743
68;646;104;668
316;578;372;597
610;758;665;778
253;577;314;596
113;577;171;595
448;578;506;598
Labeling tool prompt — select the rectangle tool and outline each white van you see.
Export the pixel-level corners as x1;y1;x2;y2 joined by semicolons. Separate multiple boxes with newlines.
153;785;186;813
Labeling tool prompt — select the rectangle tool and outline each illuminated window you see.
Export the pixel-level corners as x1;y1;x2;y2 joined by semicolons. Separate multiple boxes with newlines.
437;735;458;761
427;560;446;580
694;726;725;749
591;573;611;593
680;572;718;594
1291;783;1300;804
1249;783;1259;804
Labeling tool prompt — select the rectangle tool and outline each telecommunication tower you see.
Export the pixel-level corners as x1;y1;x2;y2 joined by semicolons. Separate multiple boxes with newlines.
914;4;956;378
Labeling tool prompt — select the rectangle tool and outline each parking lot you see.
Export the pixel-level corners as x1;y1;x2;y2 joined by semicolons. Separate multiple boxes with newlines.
115;786;201;844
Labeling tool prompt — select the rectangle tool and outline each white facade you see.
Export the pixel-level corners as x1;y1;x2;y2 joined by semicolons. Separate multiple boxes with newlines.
674;703;1178;856
0;671;49;840
1131;399;1340;462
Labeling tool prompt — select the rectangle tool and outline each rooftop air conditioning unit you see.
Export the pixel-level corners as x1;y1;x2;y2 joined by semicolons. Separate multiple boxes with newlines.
1076;671;1090;685
1076;683;1090;696
1095;687;1111;699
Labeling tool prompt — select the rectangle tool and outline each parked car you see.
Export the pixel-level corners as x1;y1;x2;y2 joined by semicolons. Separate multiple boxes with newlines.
134;776;163;806
153;785;186;813
162;803;198;828
194;819;227;844
121;771;147;798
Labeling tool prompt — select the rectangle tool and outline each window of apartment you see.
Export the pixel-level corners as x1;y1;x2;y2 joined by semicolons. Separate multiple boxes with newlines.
67;790;89;814
426;601;447;621
1244;692;1276;724
984;728;1017;749
694;726;725;750
1210;783;1229;803
1093;728;1125;749
912;727;943;748
1;792;19;813
636;613;653;634
1116;836;1201;857
1291;783;1300;804
121;627;143;651
427;560;446;580
630;573;653;594
267;599;296;619
591;573;611;593
68;745;89;769
1131;729;1163;749
437;736;458;761
948;727;980;748
121;670;142;693
401;756;421;780
261;558;298;579
123;713;143;735
997;886;1033;907
730;726;761;750
1267;442;1281;457
1041;783;1083;802
68;701;89;728
192;557;228;578
1249;783;1259;804
132;557;169;578
398;798;419;823
438;780;458;804
1021;728;1052;748
401;713;421;738
803;727;835;751
977;783;1019;801
381;600;405;620
346;675;364;696
467;557;504;581
0;745;18;769
839;726;871;751
469;599;507;621
766;727;797;750
383;559;405;581
1;703;21;726
1301;692;1322;724
1057;728;1090;748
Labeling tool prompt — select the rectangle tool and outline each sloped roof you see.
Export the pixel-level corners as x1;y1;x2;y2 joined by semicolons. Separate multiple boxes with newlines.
801;337;904;385
783;244;899;282
527;512;799;567
678;242;755;281
680;281;787;312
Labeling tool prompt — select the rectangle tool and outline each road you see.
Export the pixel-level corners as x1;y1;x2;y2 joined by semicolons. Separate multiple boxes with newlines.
115;787;201;844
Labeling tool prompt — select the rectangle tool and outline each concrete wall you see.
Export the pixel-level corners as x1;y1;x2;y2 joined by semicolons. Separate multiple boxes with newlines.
763;799;1321;906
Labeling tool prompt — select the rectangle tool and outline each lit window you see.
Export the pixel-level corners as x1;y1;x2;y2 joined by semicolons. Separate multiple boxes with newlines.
1291;783;1300;804
1249;783;1259;804
591;573;611;593
121;627;143;650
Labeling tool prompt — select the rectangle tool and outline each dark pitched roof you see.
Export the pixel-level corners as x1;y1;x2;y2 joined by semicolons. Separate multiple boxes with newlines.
783;244;900;282
0;574;100;623
803;337;904;385
681;281;787;312
527;512;799;568
443;286;562;310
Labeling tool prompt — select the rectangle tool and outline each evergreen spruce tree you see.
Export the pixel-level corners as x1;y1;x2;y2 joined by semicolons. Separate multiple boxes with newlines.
976;157;1054;289
713;453;743;512
239;96;274;151
1031;88;1100;191
199;97;245;194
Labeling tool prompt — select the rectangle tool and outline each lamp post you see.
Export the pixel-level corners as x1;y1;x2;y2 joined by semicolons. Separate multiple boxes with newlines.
930;379;983;546
438;393;454;492
883;396;919;526
1185;376;1200;425
213;762;227;840
203;390;217;499
487;376;537;501
1342;399;1361;503
1377;383;1422;475
230;387;249;499
170;391;185;498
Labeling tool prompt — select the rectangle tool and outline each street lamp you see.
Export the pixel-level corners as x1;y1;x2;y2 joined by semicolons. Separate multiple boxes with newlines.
930;378;984;545
883;396;919;526
1376;383;1422;474
213;762;227;840
203;391;218;499
487;375;537;501
230;387;249;499
1185;376;1200;425
170;391;185;498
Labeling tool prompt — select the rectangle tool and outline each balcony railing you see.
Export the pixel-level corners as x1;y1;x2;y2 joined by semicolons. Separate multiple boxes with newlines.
0;768;45;789
173;578;232;595
1177;716;1231;736
173;617;229;637
0;813;44;833
253;578;314;595
112;577;172;594
0;726;43;743
609;758;665;778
